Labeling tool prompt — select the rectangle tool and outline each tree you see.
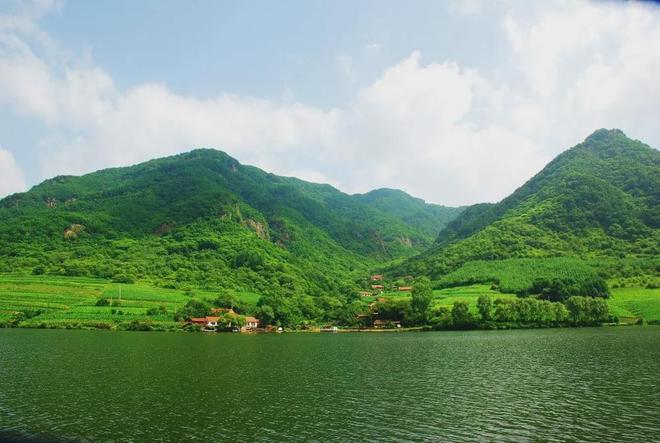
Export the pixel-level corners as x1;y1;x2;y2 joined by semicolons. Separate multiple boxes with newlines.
477;295;493;321
214;293;238;309
411;277;433;324
451;301;472;327
174;299;211;321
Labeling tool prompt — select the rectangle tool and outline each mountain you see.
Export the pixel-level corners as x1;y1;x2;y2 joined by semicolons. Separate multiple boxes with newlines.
395;129;660;279
0;149;461;297
354;188;464;239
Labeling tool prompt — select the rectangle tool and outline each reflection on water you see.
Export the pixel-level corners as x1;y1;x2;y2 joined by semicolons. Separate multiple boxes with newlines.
1;327;659;442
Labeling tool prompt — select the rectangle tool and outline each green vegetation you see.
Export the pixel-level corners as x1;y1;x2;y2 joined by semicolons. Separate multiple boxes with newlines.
397;129;659;278
608;287;660;324
0;129;657;331
0;149;462;328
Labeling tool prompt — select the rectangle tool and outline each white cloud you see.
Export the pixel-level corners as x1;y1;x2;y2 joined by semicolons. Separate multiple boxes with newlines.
448;0;483;17
0;0;659;205
0;147;26;197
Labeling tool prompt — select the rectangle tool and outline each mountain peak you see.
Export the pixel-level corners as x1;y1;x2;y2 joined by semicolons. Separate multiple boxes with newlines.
584;128;626;144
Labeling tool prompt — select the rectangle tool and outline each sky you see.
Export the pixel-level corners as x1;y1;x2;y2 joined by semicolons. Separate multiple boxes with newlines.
0;0;659;206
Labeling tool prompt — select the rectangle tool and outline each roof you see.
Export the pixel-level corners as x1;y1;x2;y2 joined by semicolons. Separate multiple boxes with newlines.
205;316;220;322
190;317;207;323
398;286;413;291
245;316;259;323
371;284;384;289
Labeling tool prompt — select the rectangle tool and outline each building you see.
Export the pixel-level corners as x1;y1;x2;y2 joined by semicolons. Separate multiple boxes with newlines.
371;274;384;281
243;316;260;330
371;284;384;290
398;286;413;292
359;291;372;297
373;319;402;328
189;316;220;328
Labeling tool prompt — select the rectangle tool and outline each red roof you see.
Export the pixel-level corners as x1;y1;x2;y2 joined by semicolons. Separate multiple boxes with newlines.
398;286;413;291
371;284;384;289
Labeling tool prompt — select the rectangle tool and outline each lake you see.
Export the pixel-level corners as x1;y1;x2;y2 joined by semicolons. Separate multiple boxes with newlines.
1;327;659;442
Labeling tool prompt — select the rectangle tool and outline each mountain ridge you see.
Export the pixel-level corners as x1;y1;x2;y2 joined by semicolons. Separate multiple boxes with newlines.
394;129;659;278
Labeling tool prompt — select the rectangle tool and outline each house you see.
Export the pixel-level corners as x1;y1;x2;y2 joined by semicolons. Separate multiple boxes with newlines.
359;291;372;297
371;274;384;281
398;286;413;292
373;319;402;328
189;316;220;329
243;316;260;330
371;284;384;290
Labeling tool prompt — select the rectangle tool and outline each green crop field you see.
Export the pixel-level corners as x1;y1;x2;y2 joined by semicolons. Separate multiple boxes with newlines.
607;287;660;323
0;275;260;329
431;285;517;314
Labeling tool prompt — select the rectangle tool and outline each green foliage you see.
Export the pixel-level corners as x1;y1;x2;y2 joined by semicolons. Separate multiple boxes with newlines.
397;129;659;278
0;148;463;328
565;296;609;325
451;301;472;327
410;277;433;324
477;295;493;321
532;275;609;301
175;299;211;320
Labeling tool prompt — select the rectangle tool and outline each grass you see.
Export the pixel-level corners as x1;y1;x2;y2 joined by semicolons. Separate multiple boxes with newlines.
0;274;261;329
431;285;517;314
607;287;660;323
2;274;660;329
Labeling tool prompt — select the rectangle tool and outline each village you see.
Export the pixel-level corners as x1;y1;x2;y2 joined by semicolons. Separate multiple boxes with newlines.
185;274;415;333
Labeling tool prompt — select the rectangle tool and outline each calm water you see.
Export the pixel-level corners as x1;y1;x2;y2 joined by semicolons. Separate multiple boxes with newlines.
0;328;659;442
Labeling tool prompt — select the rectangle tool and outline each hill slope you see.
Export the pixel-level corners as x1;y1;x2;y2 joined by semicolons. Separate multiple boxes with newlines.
0;149;460;297
354;188;464;239
395;129;660;279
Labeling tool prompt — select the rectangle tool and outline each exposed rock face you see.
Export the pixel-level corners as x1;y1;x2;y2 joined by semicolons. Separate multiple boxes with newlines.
64;224;85;239
45;197;57;208
397;236;413;247
244;219;269;240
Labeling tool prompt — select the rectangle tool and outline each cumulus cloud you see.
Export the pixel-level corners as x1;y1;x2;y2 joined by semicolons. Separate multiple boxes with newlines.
0;147;26;197
0;0;659;205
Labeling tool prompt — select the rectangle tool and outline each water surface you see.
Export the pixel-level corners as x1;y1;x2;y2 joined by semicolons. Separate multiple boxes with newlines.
1;327;659;442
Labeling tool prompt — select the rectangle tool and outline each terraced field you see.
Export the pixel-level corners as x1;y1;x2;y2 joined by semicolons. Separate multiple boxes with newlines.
0;275;261;329
608;287;660;323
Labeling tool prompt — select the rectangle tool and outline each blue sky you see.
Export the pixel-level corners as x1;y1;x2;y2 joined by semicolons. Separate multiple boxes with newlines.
1;0;659;205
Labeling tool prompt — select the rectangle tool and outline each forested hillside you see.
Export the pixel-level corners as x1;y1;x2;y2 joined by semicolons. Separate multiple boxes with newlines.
354;188;464;238
0;149;459;299
395;129;659;280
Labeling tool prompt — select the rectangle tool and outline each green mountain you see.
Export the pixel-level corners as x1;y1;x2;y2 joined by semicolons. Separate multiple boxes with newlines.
0;149;460;298
395;129;660;279
354;188;464;239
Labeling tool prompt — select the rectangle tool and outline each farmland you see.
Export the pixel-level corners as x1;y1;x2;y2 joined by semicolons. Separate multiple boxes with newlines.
2;274;660;330
608;287;660;323
0;275;260;330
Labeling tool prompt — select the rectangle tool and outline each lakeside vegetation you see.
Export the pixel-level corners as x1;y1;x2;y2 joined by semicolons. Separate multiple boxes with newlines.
1;274;658;331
